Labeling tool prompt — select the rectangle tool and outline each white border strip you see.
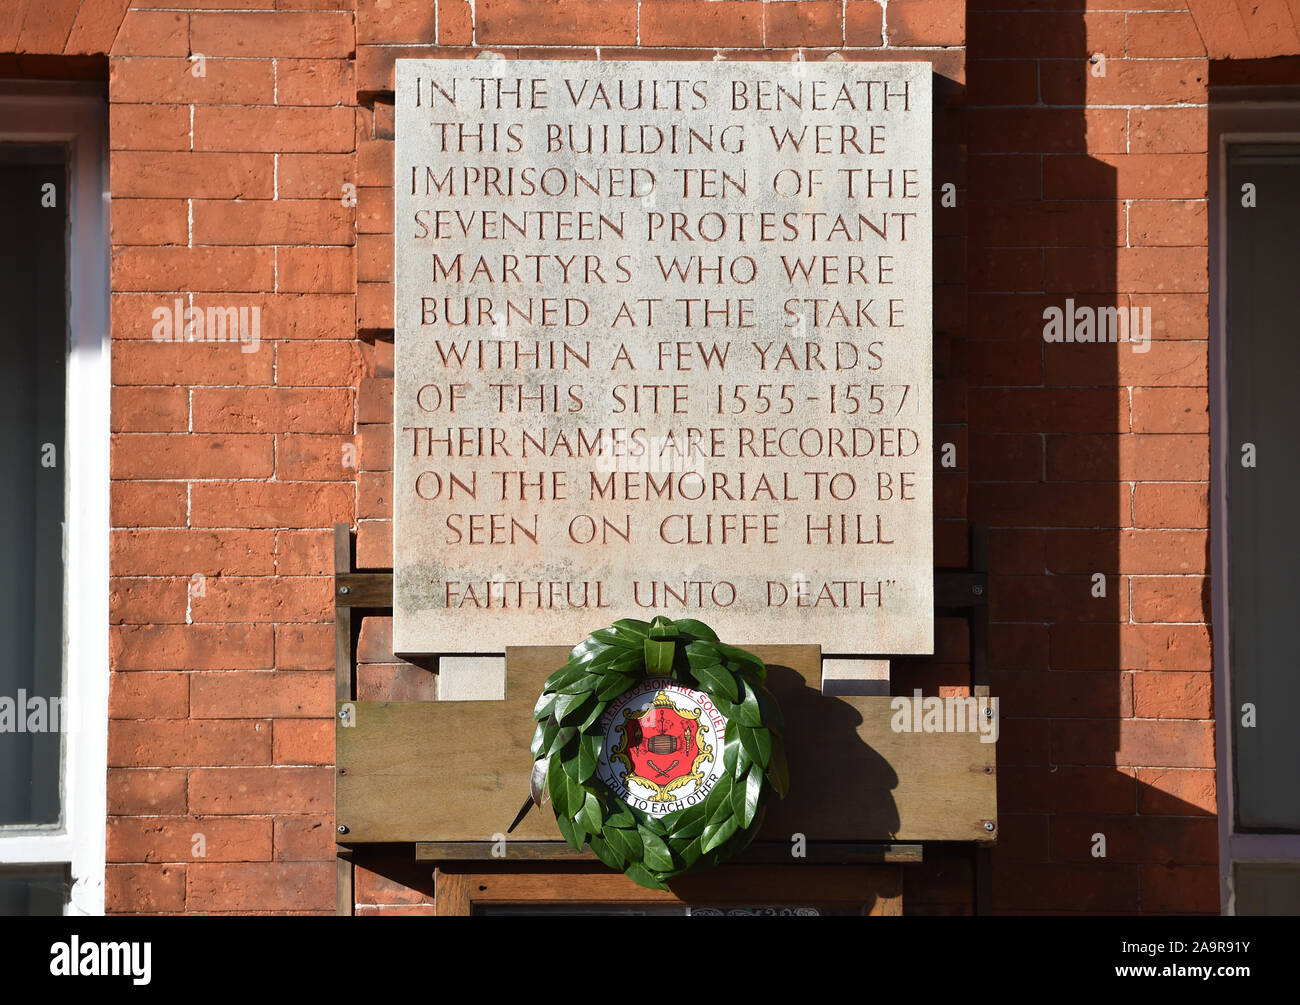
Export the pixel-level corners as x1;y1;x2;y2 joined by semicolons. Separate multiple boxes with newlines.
0;82;110;916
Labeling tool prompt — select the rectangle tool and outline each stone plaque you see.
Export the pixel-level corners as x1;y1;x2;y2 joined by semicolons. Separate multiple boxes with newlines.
394;58;933;656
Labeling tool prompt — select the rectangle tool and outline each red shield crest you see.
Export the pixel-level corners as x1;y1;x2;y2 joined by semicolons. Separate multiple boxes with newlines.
624;698;701;788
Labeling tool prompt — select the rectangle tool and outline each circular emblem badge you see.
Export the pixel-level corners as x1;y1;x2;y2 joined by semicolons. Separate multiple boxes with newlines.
596;677;729;816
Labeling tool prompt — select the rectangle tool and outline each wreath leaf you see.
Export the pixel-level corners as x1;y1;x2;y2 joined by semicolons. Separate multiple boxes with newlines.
526;617;786;889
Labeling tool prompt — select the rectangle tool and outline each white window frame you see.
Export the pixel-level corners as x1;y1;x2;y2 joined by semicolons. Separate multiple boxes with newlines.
1209;94;1300;915
0;82;110;916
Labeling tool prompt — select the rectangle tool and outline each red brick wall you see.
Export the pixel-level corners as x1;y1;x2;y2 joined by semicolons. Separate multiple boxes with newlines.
967;1;1221;914
102;3;357;914
8;0;1299;914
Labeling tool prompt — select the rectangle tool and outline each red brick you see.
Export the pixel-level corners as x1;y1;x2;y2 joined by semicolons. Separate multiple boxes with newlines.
109;104;190;151
278;341;366;388
642;1;761;47
189;12;355;58
355;185;392;235
967;59;1037;105
106;865;186;913
191;671;333;718
109;671;190;718
192;387;354;434
112;529;276;576
111;481;189;527
356;376;393;424
278;152;354;200
1130;107;1207;155
1126;12;1206;57
108;817;272;863
115;339;273;387
1132;670;1213;719
110;56;275;104
1049;815;1217;865
357;282;393;329
275;531;335;576
1136;767;1216;815
275;624;335;671
991;575;1128;624
112;386;189;432
359;470;392;519
111;151;275;199
111;624;275;670
66;0;135;55
991;669;1131;718
1045;529;1208;574
276;58;354;105
844;1;884;46
356;518;392;568
1040;59;1207;107
887;0;965;46
113;433;275;480
1043;341;1208;388
186;862;334;912
189;576;333;623
1045;154;1206;201
113;246;276;293
438;0;474;44
1133;484;1208;529
357;616;394;663
192;199;354;246
358;425;393;471
967;12;1125;59
193;106;354;153
273;719;334;764
1141;865;1219;912
110;11;189;57
355;864;434;906
110;577;189;626
356;233;392;283
1051;719;1214;767
189;482;354;529
1131;388;1208;434
109;719;272;767
108;768;189;815
477;0;637;45
967;109;1126;155
1000;765;1137;815
277;433;358;481
277;247;355;293
1046;434;1209;482
1131;576;1207;623
358;0;437;44
764;1;842;46
1129;200;1207;247
111;198;188;245
274;816;335;860
189;766;333;814
358;662;437;701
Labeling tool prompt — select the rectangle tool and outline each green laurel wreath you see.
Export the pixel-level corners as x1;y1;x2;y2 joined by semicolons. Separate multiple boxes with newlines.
529;615;788;890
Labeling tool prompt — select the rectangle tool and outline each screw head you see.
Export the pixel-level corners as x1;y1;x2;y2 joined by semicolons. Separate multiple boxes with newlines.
337;824;349;835
339;585;350;595
984;820;996;832
971;584;984;597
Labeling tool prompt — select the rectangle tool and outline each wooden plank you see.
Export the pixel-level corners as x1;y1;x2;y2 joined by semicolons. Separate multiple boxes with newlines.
436;865;902;913
332;523;354;917
333;524;353;703
335;572;393;608
415;841;923;864
337;645;997;845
